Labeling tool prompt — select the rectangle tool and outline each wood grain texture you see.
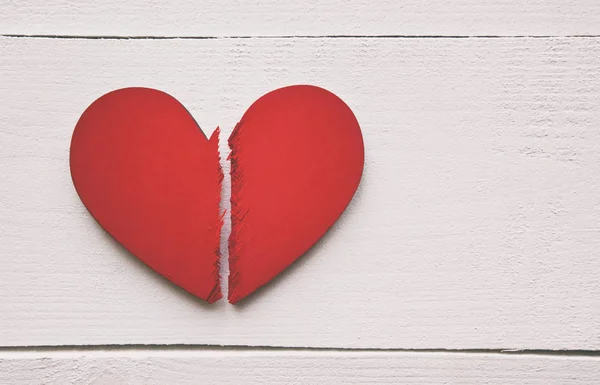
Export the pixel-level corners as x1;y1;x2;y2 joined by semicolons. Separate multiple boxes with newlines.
1;350;599;384
1;36;600;349
2;1;600;37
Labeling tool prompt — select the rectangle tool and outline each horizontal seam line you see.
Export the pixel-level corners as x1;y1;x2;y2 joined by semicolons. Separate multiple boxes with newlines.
2;34;600;40
0;345;599;357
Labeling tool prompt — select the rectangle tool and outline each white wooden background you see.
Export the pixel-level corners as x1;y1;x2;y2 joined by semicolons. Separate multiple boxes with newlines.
2;1;600;383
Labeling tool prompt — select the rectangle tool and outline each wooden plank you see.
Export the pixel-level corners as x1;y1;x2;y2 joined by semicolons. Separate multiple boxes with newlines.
1;350;599;384
1;36;600;349
1;1;600;37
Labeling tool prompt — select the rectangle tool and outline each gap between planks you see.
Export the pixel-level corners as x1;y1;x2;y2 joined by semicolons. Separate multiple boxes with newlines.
0;345;599;357
3;34;600;40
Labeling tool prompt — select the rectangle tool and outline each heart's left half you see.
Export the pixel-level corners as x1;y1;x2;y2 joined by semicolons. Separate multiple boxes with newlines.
70;88;223;303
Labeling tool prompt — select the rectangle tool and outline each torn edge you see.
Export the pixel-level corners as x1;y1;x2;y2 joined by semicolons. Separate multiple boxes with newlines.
217;125;233;299
206;127;225;304
227;121;247;304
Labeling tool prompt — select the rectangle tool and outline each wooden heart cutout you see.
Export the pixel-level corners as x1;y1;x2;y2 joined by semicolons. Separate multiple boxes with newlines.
70;85;363;304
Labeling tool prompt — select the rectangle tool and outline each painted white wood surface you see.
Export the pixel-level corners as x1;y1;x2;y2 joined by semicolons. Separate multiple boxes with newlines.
1;350;600;385
2;1;600;37
1;36;600;349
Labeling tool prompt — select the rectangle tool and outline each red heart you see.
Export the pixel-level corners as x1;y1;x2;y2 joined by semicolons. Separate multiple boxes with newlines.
70;86;363;304
228;86;364;303
70;88;223;303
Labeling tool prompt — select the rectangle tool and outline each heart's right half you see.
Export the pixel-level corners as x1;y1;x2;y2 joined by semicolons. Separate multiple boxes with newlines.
71;85;363;304
228;85;364;303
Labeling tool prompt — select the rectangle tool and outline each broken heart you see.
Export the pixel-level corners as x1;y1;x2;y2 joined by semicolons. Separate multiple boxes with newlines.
70;85;364;304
